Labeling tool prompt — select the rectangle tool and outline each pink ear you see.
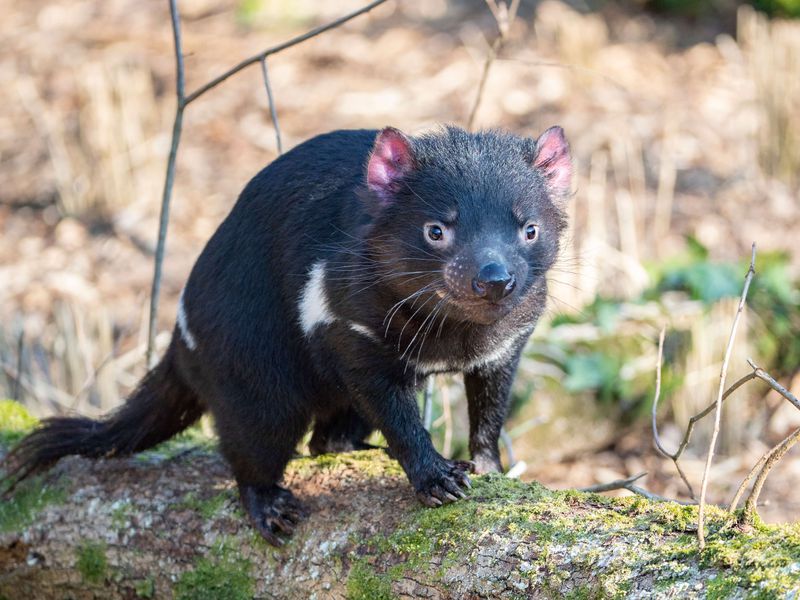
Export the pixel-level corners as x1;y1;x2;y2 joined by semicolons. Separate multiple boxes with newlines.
533;126;572;200
367;127;415;201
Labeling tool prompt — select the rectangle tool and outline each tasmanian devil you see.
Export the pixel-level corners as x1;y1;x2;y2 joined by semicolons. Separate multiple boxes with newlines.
3;124;572;545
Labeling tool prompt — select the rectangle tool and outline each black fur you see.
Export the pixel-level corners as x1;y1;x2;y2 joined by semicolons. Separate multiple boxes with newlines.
2;125;571;546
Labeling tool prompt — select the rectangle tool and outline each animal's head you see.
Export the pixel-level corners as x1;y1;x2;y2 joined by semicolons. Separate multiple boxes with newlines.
364;125;572;325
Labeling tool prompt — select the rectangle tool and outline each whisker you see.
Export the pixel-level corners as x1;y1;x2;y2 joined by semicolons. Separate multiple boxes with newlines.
396;292;439;350
347;272;435;297
383;283;438;335
406;293;450;374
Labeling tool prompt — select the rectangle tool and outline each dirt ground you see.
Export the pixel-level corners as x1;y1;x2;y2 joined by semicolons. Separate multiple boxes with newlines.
1;0;799;522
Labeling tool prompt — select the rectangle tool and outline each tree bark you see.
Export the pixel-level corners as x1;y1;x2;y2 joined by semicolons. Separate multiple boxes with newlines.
1;444;798;599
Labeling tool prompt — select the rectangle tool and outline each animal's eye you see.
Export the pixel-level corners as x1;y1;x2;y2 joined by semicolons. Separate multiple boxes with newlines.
426;223;445;242
523;222;539;243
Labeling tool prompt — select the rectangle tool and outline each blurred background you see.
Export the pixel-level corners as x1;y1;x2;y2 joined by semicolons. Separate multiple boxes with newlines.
1;0;799;522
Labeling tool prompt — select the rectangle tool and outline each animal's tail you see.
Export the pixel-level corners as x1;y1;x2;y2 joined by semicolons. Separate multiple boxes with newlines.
1;338;204;492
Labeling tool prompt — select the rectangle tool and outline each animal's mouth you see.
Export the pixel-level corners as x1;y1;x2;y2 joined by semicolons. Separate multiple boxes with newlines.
446;295;515;324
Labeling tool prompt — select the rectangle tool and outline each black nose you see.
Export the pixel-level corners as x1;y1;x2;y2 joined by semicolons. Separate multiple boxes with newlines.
471;263;516;302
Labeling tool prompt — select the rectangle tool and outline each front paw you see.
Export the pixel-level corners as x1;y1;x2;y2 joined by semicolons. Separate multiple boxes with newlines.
415;459;474;507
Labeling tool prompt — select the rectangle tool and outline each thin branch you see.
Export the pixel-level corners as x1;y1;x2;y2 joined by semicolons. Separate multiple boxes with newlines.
580;472;647;493
726;361;800;515
728;433;779;515
466;0;520;130
651;327;696;498
13;330;23;402
697;242;756;549
423;376;434;430
579;472;695;504
145;0;389;365
625;485;695;505
467;37;501;131
182;0;389;105
742;426;800;523
747;358;800;412
146;0;186;368
500;427;515;467
652;325;759;500
260;58;282;155
441;379;453;458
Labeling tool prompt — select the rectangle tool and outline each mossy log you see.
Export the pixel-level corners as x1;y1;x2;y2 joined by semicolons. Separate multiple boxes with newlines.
2;410;800;598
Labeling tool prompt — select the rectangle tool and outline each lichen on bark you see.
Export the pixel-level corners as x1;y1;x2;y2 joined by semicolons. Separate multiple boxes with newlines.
1;400;799;599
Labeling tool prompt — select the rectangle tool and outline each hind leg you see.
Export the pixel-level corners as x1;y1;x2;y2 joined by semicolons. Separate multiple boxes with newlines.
308;407;376;455
210;380;311;546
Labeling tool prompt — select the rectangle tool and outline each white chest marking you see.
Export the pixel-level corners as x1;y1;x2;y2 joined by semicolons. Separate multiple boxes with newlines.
298;260;335;335
467;332;523;370
414;327;532;374
176;288;198;351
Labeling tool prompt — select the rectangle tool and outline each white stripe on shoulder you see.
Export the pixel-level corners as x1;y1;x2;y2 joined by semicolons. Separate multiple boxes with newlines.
298;260;336;335
348;321;380;343
176;288;198;351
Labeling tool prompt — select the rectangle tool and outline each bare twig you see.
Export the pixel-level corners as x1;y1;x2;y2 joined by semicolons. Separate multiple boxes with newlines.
741;426;800;523
145;0;390;365
652;328;761;500
624;485;695;505
146;0;185;368
260;58;282;155
182;0;389;105
580;472;647;493
747;358;800;412
697;243;756;549
580;472;695;504
651;327;696;498
441;379;452;458
466;0;520;130
423;376;434;430
726;361;800;516
500;427;515;467
655;342;800;524
728;443;774;515
467;37;501;131
13;330;23;402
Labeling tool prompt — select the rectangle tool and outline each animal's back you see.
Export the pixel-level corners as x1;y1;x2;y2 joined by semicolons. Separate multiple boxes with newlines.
181;129;379;358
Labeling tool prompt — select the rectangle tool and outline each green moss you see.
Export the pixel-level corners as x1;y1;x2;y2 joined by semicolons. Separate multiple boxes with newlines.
289;449;405;479
110;499;133;528
562;585;595;600
346;560;394;600
338;456;800;597
0;475;66;533
133;577;155;599
175;541;253;600
698;521;800;593
77;541;107;584
136;425;217;463
0;399;37;447
176;490;233;519
705;574;739;600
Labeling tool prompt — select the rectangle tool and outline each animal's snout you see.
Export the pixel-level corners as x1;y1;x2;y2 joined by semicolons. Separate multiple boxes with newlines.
471;262;516;302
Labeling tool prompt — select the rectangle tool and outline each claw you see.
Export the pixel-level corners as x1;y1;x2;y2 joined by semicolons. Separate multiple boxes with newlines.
258;526;284;547
240;484;307;547
272;517;295;535
417;491;443;507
